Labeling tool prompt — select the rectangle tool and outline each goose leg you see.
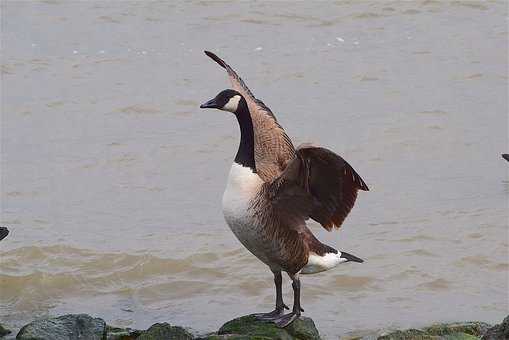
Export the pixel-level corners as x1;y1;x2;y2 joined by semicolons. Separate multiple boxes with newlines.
254;271;288;320
273;274;302;328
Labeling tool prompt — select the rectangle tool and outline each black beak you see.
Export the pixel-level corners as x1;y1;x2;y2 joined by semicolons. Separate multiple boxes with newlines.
200;98;219;109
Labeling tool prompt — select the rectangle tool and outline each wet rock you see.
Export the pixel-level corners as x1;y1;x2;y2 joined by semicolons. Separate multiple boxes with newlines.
482;315;509;340
0;323;12;337
16;314;106;340
137;322;193;340
209;314;320;340
422;322;491;338
105;325;143;340
377;321;491;340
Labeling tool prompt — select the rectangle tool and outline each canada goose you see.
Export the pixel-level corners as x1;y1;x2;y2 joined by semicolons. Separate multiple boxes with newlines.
200;51;369;327
502;154;509;162
0;227;8;241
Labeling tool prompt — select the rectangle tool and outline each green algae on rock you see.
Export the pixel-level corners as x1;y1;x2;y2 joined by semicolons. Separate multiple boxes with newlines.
212;314;320;340
0;323;11;337
377;321;492;340
137;322;193;340
105;325;143;340
422;322;491;338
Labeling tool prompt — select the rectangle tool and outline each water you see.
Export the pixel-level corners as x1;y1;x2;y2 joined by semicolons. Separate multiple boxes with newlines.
1;1;508;338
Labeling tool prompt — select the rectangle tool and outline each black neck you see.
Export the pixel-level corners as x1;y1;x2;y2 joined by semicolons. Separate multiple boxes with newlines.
234;99;256;172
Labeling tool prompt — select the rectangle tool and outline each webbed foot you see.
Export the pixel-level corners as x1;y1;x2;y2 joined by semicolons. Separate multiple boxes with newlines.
254;303;289;321
273;312;300;328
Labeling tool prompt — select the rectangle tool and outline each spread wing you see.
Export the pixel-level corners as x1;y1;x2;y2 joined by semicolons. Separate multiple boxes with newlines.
267;145;369;231
204;51;295;181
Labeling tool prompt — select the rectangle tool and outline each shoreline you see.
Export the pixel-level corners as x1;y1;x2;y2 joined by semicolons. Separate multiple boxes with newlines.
1;313;507;340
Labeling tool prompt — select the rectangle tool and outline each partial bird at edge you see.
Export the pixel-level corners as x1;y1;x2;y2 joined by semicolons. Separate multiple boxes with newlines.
0;226;9;241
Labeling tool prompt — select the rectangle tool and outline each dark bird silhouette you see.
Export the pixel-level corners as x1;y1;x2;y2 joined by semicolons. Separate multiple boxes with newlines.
0;227;9;241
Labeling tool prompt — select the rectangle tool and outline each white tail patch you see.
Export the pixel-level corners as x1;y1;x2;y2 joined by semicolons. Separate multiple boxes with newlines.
300;252;348;274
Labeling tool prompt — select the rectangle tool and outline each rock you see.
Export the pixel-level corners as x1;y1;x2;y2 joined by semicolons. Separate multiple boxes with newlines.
378;330;477;340
377;321;491;340
16;314;106;340
422;322;491;338
482;315;509;340
137;322;193;340
209;314;320;340
0;323;12;337
105;325;143;340
11;312;507;340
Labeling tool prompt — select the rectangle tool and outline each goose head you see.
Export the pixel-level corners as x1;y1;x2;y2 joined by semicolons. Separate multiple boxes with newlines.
200;89;245;113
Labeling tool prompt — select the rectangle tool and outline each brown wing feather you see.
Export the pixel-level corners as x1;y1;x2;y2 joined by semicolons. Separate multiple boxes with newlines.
204;51;295;181
268;145;368;232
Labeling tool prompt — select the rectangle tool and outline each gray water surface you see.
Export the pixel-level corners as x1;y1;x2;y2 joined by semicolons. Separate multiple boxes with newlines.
1;1;508;338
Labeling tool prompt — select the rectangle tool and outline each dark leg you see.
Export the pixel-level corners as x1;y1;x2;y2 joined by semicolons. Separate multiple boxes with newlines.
273;274;302;328
274;271;288;312
254;271;288;320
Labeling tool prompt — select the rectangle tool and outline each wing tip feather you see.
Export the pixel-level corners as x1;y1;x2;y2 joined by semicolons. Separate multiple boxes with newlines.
348;165;369;191
204;50;227;69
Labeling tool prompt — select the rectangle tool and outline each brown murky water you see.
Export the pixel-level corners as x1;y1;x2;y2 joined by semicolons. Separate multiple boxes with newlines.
1;1;508;338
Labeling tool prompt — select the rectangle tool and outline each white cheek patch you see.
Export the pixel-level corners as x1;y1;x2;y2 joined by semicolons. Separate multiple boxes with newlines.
223;95;241;112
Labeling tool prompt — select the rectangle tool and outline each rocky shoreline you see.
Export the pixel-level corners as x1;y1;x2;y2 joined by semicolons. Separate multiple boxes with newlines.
0;314;507;340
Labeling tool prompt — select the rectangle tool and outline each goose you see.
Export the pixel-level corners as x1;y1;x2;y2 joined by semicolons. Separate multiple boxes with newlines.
200;51;369;327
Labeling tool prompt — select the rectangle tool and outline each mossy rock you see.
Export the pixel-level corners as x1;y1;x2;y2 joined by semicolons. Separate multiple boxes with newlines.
203;336;269;340
214;314;320;340
137;322;193;340
423;322;491;337
0;323;12;337
482;315;509;340
16;314;106;340
378;328;436;340
377;322;492;340
378;331;478;340
105;325;143;340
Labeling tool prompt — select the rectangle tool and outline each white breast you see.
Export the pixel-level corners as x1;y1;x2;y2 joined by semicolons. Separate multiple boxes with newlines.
222;163;272;264
222;163;263;220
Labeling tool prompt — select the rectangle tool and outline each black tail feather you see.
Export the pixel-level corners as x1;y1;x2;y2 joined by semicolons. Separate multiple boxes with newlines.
340;251;364;263
204;51;227;69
